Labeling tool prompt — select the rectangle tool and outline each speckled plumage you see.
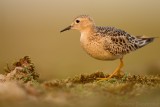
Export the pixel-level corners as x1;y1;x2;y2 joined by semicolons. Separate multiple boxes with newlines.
94;26;154;56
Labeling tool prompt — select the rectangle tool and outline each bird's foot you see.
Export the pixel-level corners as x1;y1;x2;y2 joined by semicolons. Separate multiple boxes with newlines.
113;70;124;77
96;70;124;81
97;77;110;81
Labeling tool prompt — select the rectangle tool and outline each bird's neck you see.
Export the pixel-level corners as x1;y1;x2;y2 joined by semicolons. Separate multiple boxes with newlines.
80;26;96;44
80;25;95;35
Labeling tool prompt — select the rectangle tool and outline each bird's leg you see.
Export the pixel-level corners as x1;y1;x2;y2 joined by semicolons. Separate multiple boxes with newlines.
109;58;124;77
97;58;124;81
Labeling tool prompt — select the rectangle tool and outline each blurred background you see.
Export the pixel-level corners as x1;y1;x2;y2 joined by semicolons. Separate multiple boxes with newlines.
0;0;160;80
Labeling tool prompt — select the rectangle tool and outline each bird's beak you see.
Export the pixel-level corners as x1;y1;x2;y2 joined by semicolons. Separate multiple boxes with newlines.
60;25;71;32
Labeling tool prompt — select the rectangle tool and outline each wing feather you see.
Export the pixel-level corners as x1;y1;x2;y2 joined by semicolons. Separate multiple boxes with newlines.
95;26;139;55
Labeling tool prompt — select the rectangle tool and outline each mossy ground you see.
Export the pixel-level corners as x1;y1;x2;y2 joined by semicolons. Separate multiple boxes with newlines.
0;56;160;107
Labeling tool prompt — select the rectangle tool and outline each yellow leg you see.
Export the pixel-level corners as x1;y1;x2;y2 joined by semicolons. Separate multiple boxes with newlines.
97;58;124;81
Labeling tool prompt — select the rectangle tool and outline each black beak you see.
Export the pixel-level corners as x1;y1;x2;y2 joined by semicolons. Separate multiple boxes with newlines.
60;25;71;32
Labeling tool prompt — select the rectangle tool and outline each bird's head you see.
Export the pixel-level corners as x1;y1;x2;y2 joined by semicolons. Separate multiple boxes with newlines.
60;15;95;33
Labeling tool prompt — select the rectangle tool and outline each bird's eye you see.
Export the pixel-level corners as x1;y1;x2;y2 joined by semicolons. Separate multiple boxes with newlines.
76;20;80;23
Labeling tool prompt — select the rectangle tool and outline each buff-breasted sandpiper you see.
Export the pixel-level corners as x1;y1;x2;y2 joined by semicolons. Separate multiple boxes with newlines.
60;15;155;80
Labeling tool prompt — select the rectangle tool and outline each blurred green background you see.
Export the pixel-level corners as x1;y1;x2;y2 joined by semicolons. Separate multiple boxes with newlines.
0;0;160;80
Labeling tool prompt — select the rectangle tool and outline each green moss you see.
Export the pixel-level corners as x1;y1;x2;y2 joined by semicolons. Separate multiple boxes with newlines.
4;56;39;83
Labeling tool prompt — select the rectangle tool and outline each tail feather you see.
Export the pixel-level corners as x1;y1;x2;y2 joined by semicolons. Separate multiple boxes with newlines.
137;37;155;48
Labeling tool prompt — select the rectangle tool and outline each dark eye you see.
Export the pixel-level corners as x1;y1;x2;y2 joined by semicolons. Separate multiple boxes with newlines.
76;20;80;23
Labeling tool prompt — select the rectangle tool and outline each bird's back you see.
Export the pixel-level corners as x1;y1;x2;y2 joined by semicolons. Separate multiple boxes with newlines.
94;26;155;56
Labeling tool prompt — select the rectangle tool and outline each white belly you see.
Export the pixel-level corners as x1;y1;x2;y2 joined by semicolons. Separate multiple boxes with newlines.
80;33;121;60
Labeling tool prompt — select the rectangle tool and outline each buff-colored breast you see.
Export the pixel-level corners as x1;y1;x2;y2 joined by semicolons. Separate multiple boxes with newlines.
80;32;121;60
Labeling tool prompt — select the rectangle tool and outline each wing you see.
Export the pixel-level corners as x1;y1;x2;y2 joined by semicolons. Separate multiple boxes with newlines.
95;26;139;55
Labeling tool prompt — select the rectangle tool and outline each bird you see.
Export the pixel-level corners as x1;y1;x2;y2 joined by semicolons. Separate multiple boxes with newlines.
60;15;155;80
